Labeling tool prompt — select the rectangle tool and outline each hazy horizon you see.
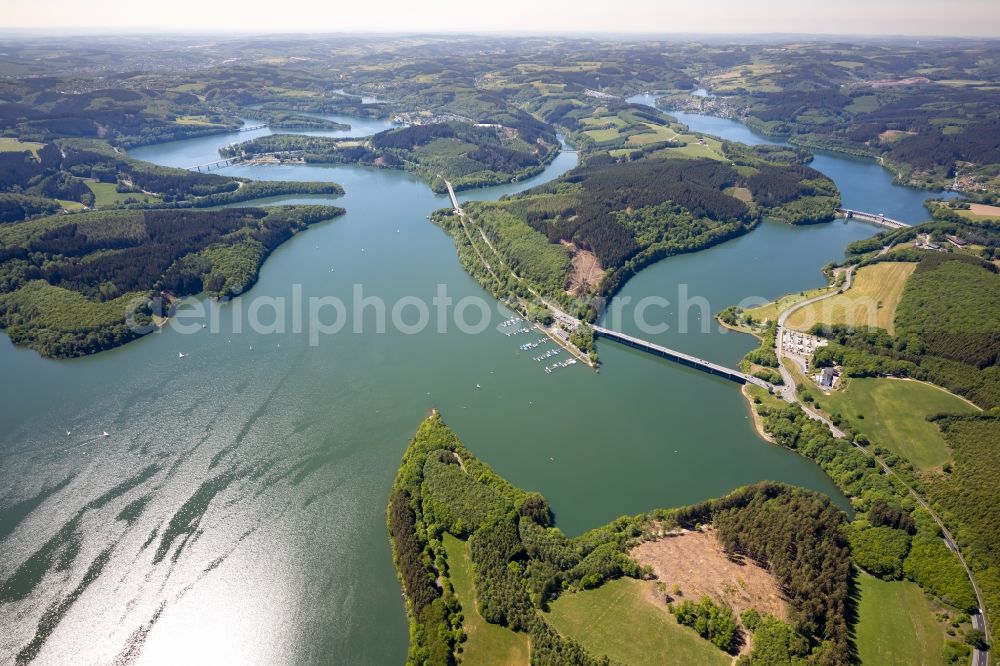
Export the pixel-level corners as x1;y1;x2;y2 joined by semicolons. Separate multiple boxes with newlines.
4;0;1000;38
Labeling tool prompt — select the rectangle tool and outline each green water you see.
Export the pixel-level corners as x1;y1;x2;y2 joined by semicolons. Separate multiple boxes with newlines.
0;112;948;664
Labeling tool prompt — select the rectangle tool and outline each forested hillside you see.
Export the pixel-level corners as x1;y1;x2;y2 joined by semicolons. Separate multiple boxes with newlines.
925;414;1000;639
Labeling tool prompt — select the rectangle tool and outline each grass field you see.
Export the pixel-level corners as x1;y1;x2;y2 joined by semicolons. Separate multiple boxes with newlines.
625;124;679;146
56;199;86;211
85;181;162;207
652;134;727;161
744;286;834;325
855;571;946;665
785;262;917;334
816;378;977;470
545;578;729;666
443;534;530;666
0;137;45;157
583;127;622;142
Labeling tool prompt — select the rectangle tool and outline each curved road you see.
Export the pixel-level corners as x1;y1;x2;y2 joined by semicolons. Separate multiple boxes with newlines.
772;262;990;666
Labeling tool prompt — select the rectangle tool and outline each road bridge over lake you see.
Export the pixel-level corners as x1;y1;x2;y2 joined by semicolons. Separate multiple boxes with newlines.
837;208;910;229
187;158;237;172
592;325;772;388
444;179;462;215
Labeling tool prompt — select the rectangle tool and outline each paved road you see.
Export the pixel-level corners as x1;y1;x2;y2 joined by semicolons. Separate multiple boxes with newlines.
972;611;988;666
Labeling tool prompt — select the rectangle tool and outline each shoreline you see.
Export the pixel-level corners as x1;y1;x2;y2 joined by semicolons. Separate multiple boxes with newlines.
741;384;776;444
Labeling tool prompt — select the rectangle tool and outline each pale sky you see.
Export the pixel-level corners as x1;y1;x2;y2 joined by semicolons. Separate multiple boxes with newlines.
4;0;1000;37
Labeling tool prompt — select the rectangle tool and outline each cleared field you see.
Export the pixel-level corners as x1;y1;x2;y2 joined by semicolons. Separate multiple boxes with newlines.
631;529;788;624
86;181;162;207
855;572;945;666
545;578;729;666
443;534;529;666
817;377;977;470
174;115;225;126
0;137;45;156
785;262;917;334
958;203;1000;221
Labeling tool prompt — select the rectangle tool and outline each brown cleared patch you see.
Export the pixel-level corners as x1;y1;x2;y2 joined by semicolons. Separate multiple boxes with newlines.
968;203;1000;219
868;76;930;88
631;528;789;633
726;186;753;204
562;241;605;296
878;129;916;143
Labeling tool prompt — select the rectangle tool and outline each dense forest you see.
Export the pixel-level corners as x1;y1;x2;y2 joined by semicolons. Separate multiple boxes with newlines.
925;414;1000;638
389;412;873;666
0;205;343;357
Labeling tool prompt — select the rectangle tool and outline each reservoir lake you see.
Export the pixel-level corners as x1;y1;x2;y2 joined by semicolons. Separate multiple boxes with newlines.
0;104;952;664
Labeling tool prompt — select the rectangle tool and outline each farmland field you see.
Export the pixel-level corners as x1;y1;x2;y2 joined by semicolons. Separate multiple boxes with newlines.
785;262;917;334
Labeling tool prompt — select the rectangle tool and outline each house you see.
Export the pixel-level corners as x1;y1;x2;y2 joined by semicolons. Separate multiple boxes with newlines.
820;367;836;388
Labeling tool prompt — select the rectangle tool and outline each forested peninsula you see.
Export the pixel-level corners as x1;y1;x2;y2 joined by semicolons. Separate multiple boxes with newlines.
220;114;559;193
434;143;838;320
389;412;864;665
0;205;343;358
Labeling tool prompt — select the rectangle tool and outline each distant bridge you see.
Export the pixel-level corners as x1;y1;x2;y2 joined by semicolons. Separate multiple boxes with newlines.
444;179;462;215
592;325;772;388
187;158;237;172
837;208;910;229
237;124;268;133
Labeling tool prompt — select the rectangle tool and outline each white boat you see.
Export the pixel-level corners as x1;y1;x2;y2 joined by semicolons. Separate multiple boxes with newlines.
101;431;109;437
178;352;187;358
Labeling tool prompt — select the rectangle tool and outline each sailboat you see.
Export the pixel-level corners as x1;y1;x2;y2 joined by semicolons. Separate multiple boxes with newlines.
178;352;188;358
101;431;110;437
